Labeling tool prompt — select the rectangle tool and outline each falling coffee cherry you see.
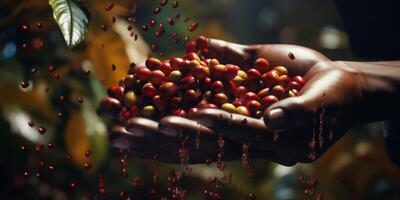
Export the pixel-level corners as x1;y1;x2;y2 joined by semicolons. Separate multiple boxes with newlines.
153;7;161;14
21;25;30;31
20;81;29;89
172;0;179;8
77;97;84;103
36;22;43;28
104;2;114;11
38;126;46;135
188;22;199;32
100;24;107;32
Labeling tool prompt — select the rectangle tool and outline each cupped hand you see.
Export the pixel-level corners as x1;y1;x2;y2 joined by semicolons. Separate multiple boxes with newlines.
157;39;365;165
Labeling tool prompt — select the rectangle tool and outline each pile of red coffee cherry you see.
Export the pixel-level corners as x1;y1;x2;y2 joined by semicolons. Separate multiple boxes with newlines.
98;36;305;122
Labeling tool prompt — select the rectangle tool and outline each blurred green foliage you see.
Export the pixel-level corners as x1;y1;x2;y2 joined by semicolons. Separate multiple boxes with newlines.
0;0;399;199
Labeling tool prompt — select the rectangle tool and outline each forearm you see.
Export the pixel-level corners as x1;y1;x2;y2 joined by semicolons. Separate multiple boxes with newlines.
336;61;400;123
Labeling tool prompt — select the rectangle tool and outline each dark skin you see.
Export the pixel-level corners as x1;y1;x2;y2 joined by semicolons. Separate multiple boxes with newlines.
110;39;400;166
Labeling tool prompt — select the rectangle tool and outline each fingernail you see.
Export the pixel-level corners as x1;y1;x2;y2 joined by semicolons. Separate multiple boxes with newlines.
266;108;285;129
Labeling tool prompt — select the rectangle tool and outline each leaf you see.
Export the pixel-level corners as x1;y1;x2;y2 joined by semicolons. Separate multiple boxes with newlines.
49;0;89;48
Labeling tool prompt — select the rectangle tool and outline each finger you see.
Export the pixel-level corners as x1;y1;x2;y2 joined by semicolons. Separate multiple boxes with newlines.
159;116;242;163
191;109;275;144
206;38;253;66
110;118;176;160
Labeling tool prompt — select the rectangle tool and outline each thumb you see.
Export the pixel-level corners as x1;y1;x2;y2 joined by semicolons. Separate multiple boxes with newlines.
263;95;316;131
205;38;253;66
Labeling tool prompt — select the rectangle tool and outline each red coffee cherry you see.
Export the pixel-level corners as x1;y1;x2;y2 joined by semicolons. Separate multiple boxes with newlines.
293;76;305;86
261;70;280;87
146;57;162;70
213;93;228;105
196;35;208;50
137;68;152;81
222;64;239;80
149;70;166;85
211;81;224;93
254;58;270;73
261;95;279;108
142;83;157;98
107;86;125;100
246;69;261;81
273;66;288;76
271;85;286;99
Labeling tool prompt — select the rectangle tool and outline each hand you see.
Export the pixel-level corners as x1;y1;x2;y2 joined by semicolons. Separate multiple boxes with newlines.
159;39;367;166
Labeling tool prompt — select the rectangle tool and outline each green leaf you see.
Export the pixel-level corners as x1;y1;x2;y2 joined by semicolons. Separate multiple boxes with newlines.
49;0;89;48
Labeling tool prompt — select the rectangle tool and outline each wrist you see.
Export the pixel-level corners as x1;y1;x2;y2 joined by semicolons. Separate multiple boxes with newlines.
334;60;400;123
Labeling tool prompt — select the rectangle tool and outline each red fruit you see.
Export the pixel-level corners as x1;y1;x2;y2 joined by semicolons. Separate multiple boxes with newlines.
196;100;208;109
287;89;299;97
261;95;279;108
186;52;200;61
246;100;262;114
193;65;209;80
142;83;157;98
210;64;227;79
149;70;166;85
232;98;242;107
236;106;250;116
225;81;237;96
254;58;270;73
213;93;228;105
146;57;161;70
222;64;239;80
236;86;248;97
293;76;305;86
184;89;200;102
186;41;197;53
246;69;261;81
261;70;280;87
123;75;136;90
196;35;208;50
211;81;224;93
199;77;212;91
188;107;199;116
257;88;270;99
273;66;288;76
137;68;152;81
158;82;177;99
107;86;124;99
179;60;191;74
241;92;259;105
173;109;186;116
171;96;182;109
130;105;139;117
278;75;291;86
271;85;285;99
170;57;184;70
288;81;302;90
159;62;172;75
120;111;130;120
180;75;196;90
152;95;168;111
